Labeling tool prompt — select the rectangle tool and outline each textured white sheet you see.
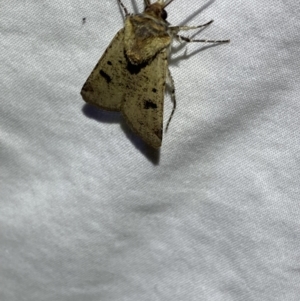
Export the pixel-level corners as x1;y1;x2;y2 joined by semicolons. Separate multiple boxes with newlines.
1;0;300;300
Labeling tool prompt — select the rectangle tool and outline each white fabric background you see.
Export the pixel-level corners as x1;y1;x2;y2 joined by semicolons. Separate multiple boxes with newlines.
1;0;300;300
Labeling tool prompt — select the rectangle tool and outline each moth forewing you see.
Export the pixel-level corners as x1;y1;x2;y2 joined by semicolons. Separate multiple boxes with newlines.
122;50;168;148
81;29;127;111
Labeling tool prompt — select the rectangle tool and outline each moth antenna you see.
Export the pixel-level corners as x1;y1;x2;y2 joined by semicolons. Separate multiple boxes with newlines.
165;67;176;132
117;0;129;16
163;0;175;8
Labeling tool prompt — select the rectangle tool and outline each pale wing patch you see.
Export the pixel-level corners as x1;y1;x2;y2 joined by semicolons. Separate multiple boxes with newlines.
81;29;127;111
121;50;168;148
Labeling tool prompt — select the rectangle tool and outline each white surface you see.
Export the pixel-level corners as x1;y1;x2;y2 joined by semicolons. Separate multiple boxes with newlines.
1;0;300;300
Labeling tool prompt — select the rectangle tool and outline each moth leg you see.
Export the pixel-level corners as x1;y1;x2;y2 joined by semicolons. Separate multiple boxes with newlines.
166;66;176;132
117;0;129;16
177;35;230;44
169;20;213;32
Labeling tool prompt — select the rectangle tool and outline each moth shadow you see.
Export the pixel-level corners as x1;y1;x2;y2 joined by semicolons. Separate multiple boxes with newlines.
82;104;160;164
82;103;122;123
170;43;225;66
177;0;216;27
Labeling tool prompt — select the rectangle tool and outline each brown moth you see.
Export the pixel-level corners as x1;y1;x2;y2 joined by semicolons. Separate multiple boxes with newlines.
81;0;229;148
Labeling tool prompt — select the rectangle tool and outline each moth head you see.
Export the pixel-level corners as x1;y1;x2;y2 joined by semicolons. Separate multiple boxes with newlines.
144;0;175;21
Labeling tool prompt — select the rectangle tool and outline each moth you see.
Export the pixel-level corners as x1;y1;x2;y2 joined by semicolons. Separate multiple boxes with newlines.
81;0;229;148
